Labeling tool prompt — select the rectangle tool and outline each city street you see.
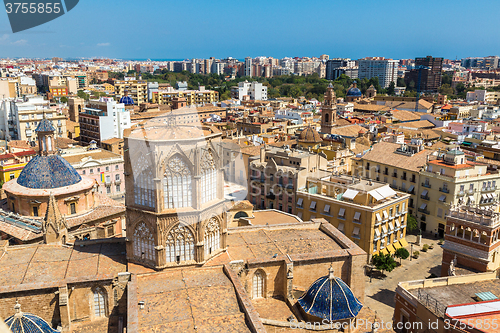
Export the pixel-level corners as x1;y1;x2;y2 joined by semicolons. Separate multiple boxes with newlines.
364;234;444;323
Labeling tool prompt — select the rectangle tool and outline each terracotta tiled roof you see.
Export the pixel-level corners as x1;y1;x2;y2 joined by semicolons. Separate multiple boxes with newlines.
0;241;126;289
361;141;433;172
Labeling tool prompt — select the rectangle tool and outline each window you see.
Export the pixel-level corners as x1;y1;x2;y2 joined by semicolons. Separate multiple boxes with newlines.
82;170;86;175
297;198;303;208
437;208;443;218
33;206;38;217
116;184;120;192
204;218;220;256
97;168;100;172
70;203;76;215
9;174;14;180
93;288;106;317
310;201;316;211
200;149;217;205
106;166;109;172
90;169;94;174
106;186;111;194
165;224;195;263
323;204;330;214
163;156;192;209
115;174;120;181
353;212;361;222
133;222;155;261
338;208;345;218
253;271;264;299
105;175;111;183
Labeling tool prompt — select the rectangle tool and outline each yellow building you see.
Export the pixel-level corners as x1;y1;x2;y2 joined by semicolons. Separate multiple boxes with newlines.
313;146;353;175
151;86;219;106
296;175;409;256
114;79;148;104
0;149;36;184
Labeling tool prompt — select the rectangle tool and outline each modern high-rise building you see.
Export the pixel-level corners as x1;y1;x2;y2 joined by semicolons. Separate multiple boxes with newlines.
404;56;443;93
244;57;252;77
358;57;398;88
325;58;356;80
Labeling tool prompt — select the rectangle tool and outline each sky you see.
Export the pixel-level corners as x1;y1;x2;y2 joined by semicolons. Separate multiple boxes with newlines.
0;0;499;60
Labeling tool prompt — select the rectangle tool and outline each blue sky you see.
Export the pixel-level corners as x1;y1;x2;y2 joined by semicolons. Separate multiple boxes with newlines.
0;0;499;60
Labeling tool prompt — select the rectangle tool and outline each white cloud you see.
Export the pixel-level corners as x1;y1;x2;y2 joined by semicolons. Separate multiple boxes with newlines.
97;42;110;47
12;39;27;45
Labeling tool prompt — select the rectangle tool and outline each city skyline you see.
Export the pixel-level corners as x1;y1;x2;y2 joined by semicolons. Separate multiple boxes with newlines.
0;0;499;59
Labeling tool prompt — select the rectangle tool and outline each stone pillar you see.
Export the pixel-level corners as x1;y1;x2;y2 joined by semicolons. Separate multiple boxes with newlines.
154;178;162;212
58;285;71;330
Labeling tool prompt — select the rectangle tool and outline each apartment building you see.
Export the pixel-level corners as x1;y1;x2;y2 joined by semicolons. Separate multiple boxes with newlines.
355;141;500;237
296;175;409;256
404;56;443;93
114;79;148;104
0;149;36;183
231;81;268;101
248;145;328;215
61;144;125;197
79;97;131;145
353;140;432;216
358;57;398;88
7;96;66;143
418;149;500;237
151;86;219;106
325;58;357;80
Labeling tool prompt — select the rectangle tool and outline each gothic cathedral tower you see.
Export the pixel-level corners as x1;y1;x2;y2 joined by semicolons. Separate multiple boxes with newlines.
321;83;337;134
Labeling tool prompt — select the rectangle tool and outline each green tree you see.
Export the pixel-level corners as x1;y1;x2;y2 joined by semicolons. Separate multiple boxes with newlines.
397;77;406;87
77;90;89;101
407;214;418;233
372;253;397;275
60;96;68;103
441;72;453;86
394;248;409;264
439;83;454;96
386;81;396;96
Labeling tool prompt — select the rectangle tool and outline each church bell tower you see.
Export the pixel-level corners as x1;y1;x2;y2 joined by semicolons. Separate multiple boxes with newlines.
321;83;337;134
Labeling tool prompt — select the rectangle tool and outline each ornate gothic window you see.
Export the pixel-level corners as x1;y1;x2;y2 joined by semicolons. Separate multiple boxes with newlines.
93;287;106;317
204;218;220;257
164;156;192;209
133;222;155;261
133;154;155;208
252;271;264;299
200;149;217;205
165;224;195;263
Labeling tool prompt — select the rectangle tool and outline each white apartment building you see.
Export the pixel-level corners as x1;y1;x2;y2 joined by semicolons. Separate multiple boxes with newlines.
80;97;131;144
230;81;268;101
4;96;66;143
358;58;398;88
467;90;500;104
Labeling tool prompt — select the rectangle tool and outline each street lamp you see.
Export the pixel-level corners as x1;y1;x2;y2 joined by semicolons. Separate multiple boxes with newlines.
410;243;413;261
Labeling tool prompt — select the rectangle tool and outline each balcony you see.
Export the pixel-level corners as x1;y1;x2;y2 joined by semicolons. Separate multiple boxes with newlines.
390;184;398;190
457;191;465;197
418;208;430;215
439;187;450;193
401;175;407;180
383;171;389;176
410;178;416;183
420;215;426;222
421;182;431;188
376;169;381;173
421;195;430;200
392;173;398;178
482;186;497;192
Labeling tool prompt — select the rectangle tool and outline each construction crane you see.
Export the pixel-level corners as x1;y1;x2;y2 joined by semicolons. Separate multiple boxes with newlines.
414;65;430;112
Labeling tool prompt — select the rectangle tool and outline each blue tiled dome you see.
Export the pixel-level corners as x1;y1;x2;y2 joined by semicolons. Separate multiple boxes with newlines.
17;155;82;189
5;312;58;333
346;87;362;97
120;95;134;105
36;118;55;132
298;268;363;321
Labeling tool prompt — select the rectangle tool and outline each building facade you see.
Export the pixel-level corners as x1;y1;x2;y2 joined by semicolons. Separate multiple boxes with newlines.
296;175;409;256
358;57;398;88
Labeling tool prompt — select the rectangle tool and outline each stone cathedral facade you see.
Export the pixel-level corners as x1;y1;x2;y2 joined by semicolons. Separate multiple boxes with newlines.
124;112;227;269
